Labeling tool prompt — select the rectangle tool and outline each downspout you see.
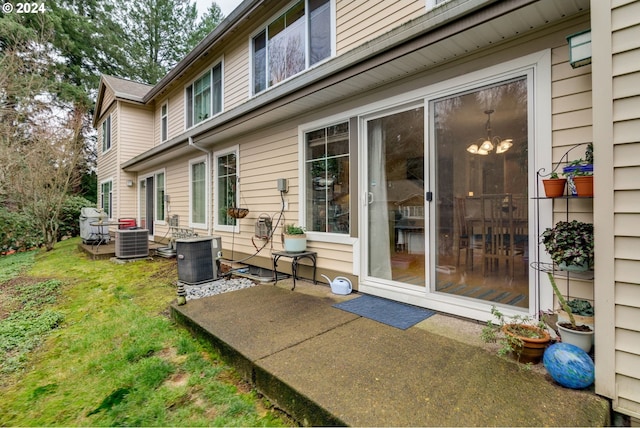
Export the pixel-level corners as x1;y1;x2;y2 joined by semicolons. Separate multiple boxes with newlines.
189;136;212;237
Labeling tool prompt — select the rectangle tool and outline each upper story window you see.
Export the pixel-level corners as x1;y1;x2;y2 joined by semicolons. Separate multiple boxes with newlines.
252;0;332;94
102;115;112;152
161;103;168;142
304;121;350;234
186;62;222;128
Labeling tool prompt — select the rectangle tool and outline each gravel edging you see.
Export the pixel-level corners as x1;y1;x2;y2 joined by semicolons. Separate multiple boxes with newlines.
182;277;258;301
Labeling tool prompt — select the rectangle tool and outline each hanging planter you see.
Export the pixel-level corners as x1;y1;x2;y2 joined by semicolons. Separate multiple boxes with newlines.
227;207;249;219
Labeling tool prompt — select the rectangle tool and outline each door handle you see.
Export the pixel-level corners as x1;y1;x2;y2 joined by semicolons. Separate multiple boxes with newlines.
367;191;374;205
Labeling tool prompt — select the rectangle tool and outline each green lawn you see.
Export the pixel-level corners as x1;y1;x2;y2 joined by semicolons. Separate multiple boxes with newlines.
0;238;291;426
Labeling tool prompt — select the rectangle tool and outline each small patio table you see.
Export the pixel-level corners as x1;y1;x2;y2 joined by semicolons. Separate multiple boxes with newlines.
272;250;317;290
89;221;127;252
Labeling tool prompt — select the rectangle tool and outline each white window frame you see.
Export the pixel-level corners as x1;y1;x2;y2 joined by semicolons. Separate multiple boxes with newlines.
213;145;240;233
154;170;166;224
160;102;168;142
426;0;451;10
185;59;224;129
102;115;112;153
189;156;208;230
100;178;113;219
299;116;355;245
249;0;335;96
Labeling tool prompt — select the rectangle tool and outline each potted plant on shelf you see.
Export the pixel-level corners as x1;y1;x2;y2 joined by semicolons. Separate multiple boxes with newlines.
542;172;567;198
546;272;594;352
541;220;594;272
283;224;306;253
562;143;593;196
481;306;551;365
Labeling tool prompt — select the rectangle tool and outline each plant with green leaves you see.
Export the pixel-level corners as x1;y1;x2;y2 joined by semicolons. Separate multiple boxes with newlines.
541;220;594;269
481;306;548;363
284;224;305;235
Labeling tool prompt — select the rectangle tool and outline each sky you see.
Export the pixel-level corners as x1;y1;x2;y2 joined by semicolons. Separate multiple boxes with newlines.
195;0;243;18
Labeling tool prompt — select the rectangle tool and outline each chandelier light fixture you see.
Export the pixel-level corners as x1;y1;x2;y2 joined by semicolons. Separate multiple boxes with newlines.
466;109;513;155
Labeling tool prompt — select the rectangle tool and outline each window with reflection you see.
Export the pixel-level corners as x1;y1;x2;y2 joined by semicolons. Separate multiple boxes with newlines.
305;122;350;234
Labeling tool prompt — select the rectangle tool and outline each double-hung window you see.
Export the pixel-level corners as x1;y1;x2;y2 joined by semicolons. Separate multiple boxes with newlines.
161;103;168;142
190;158;207;228
304;121;350;234
102;115;111;152
186;62;222;128
100;180;113;218
214;147;239;231
252;0;332;94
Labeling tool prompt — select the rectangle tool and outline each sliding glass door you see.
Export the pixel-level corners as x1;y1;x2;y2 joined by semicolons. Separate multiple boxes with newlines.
364;106;426;288
431;77;530;308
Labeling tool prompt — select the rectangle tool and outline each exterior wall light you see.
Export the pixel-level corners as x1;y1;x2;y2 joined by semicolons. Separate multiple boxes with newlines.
567;29;591;68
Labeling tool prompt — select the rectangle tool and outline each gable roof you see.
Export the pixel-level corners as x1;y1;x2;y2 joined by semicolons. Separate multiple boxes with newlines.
93;75;153;126
103;75;153;102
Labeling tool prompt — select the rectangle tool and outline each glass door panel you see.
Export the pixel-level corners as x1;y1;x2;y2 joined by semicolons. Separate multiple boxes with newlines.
366;107;425;287
432;78;529;308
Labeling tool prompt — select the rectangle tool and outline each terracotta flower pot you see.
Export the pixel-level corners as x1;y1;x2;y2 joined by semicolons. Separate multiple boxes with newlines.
542;178;567;198
573;175;593;197
503;324;551;364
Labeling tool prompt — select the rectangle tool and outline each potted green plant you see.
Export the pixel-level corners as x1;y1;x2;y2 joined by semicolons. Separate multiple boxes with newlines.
481;306;551;365
541;220;594;271
546;273;594;352
542;172;567;198
563;143;594;196
283;224;306;252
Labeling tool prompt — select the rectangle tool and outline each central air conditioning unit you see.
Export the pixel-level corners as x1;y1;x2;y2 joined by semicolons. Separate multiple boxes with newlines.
176;236;222;285
115;229;149;259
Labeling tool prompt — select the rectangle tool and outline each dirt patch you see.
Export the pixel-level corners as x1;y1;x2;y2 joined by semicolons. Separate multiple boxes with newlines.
165;371;190;388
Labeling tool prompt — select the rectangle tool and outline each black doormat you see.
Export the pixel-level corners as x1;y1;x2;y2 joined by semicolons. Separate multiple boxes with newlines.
333;294;436;330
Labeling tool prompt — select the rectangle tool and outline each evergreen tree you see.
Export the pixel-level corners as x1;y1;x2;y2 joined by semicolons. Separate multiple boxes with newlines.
116;0;223;84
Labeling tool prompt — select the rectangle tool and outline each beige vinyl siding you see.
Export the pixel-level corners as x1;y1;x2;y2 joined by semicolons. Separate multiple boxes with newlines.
549;40;594;302
101;88;115;117
336;0;424;55
223;39;249;110
611;0;640;416
204;124;354;272
117;105;138;219
118;103;154;161
137;156;193;241
97;106;119;219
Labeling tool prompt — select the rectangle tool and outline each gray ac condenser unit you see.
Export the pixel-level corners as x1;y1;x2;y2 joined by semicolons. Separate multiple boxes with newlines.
176;236;221;285
115;229;149;259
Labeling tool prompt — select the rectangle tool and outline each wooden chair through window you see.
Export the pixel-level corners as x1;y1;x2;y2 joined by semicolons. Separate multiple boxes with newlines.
454;197;484;270
479;194;527;279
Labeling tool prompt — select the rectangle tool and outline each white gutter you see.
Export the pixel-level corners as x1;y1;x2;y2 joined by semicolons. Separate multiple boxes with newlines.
189;136;213;237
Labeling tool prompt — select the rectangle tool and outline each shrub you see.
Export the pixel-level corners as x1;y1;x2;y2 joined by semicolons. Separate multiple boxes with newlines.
58;195;94;239
0;207;43;253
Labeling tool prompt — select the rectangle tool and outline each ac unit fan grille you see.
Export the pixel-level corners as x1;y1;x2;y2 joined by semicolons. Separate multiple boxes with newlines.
115;229;149;259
